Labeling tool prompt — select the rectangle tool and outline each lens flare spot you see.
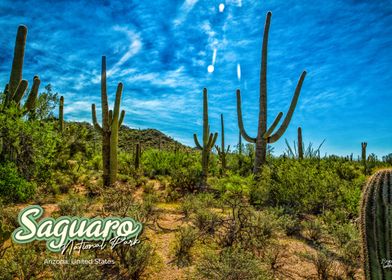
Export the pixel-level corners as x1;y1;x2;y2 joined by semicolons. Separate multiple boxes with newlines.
207;65;215;73
219;3;225;12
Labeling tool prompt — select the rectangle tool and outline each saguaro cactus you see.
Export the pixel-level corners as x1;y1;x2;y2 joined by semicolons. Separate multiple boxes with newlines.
91;56;125;186
215;114;230;175
194;88;218;187
362;142;368;174
362;142;367;162
2;25;40;113
236;12;306;174
298;127;303;160
360;169;392;279
59;96;64;132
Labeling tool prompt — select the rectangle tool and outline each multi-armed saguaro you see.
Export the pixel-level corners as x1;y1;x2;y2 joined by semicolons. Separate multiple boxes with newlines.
194;88;218;187
236;11;306;174
360;169;392;279
91;56;125;186
215;114;230;175
2;25;40;113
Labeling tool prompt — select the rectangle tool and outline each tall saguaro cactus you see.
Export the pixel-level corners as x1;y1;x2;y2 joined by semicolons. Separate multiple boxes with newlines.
236;11;306;174
360;169;392;279
59;96;64;132
298;127;303;160
2;25;40;113
215;114;230;175
194;88;218;187
91;56;125;186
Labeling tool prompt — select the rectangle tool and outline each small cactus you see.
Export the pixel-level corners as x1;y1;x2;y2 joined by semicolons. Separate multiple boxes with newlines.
362;142;367;162
91;56;125;186
59;96;64;132
298;127;303;160
360;169;392;279
362;142;368;174
193;88;218;188
215;114;230;175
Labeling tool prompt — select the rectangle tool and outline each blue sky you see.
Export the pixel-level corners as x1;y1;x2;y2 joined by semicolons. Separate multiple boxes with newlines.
1;0;391;157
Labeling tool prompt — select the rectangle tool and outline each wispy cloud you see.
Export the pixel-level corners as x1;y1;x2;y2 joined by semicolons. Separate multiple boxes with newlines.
173;0;199;26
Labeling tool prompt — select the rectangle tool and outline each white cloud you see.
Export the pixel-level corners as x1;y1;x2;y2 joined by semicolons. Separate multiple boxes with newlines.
173;0;199;26
91;26;142;83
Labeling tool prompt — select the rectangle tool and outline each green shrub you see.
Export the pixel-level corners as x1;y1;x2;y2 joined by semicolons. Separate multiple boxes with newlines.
114;242;154;280
194;246;270;280
172;226;197;267
302;219;324;244
218;205;277;253
0;161;35;202
0;243;47;280
143;181;155;194
251;158;364;216
242;210;279;254
180;193;218;219
301;248;335;280
278;214;302;236
339;240;361;279
57;194;87;216
102;183;135;217
194;208;221;235
164;185;181;202
263;243;288;277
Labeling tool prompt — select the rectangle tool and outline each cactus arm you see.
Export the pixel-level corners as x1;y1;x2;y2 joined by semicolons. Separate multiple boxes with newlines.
220;113;225;149
119;110;125;127
113;83;123;121
226;145;230;153
91;104;103;133
258;12;272;141
108;110;113;126
209;132;218;149
193;134;202;150
24;76;40;112
203;88;209;144
236;89;257;143
267;71;306;143
263;112;283;139
9;25;27;95
12;80;28;104
215;145;221;155
101;56;110;130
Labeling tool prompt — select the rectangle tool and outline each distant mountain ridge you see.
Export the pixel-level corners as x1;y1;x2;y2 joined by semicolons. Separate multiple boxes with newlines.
67;121;188;152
